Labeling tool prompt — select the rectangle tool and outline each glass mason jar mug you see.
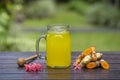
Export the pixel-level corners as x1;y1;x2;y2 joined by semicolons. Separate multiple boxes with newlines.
36;25;71;68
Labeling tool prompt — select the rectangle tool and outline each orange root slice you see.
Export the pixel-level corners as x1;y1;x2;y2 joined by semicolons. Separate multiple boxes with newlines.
86;62;96;69
86;61;100;69
100;59;110;70
82;46;96;57
82;47;92;56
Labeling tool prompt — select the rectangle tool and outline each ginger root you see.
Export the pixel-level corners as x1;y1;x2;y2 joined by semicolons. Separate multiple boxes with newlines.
100;59;110;70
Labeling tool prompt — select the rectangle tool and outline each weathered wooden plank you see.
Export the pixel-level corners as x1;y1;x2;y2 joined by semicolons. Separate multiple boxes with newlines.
0;58;120;64
0;63;120;70
71;73;120;80
0;56;120;62
0;52;120;60
0;73;46;80
0;59;45;63
0;68;120;74
0;73;120;80
0;51;120;56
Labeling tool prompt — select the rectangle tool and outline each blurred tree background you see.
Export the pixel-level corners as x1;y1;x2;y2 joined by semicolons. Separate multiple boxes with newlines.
0;0;120;51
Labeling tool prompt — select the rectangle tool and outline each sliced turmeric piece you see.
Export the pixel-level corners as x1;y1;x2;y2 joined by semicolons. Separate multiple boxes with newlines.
82;46;96;57
100;59;110;70
82;47;93;57
86;62;96;69
86;61;100;69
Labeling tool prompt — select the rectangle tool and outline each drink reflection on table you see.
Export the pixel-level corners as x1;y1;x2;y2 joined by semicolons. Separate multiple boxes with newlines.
46;67;72;79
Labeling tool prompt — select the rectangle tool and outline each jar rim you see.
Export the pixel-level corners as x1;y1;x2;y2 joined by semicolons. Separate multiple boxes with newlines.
47;24;69;30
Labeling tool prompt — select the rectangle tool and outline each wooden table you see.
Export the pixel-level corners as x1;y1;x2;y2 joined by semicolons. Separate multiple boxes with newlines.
0;52;120;80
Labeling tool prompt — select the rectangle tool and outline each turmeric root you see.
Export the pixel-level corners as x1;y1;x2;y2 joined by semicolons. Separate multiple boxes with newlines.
100;59;110;70
74;47;97;67
91;47;97;61
91;53;103;61
73;46;110;70
82;47;95;57
73;54;83;66
73;47;101;67
86;53;102;69
91;53;97;61
91;46;96;54
86;61;100;69
82;46;96;58
96;53;103;60
80;55;92;68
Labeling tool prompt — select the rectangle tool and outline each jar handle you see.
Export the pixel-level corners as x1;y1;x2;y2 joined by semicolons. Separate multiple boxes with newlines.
36;35;46;59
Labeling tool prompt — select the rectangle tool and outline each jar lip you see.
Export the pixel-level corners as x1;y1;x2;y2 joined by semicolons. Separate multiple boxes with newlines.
47;24;69;30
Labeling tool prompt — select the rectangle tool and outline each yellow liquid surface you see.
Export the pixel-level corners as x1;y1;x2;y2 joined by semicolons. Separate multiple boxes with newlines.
46;31;71;68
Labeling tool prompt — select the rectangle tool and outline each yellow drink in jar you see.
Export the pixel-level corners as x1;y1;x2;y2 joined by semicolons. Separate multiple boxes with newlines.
46;31;71;68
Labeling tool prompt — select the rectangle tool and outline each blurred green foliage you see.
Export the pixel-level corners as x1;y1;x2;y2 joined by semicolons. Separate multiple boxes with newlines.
0;0;11;51
24;0;55;19
0;10;10;37
68;0;120;28
86;3;120;28
22;0;120;28
0;0;20;51
68;0;89;14
24;11;88;27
